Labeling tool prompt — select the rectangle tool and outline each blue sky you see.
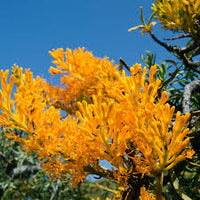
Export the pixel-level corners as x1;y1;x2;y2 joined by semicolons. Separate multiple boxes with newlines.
0;0;174;81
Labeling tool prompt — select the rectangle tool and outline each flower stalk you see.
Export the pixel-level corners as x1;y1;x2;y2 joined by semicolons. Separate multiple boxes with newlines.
156;172;164;200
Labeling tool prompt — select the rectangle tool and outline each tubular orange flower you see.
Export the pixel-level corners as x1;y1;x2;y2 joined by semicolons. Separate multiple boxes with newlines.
140;186;156;200
101;63;193;176
0;48;194;194
152;0;200;38
47;47;118;113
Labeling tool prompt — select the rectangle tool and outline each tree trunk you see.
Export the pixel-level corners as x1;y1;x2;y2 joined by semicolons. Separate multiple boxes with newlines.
122;174;151;200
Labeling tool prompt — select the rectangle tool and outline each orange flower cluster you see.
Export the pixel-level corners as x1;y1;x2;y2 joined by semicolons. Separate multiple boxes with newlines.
140;186;156;200
152;0;200;37
47;47;117;113
101;64;194;176
0;48;194;195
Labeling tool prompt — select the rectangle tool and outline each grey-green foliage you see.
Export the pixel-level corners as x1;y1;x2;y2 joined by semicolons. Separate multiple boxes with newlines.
0;128;118;200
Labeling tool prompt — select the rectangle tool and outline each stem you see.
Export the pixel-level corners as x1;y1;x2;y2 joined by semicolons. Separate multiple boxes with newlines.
156;172;164;200
95;182;119;195
83;164;115;180
119;58;130;72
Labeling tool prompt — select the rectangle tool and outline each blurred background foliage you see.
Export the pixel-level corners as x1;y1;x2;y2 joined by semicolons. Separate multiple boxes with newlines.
0;128;118;199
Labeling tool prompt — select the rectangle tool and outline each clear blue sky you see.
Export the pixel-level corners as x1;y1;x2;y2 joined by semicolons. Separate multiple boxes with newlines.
0;0;173;81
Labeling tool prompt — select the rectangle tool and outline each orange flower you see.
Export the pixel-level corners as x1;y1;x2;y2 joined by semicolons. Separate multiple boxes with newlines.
152;0;200;37
47;47;117;113
140;186;156;200
0;48;193;189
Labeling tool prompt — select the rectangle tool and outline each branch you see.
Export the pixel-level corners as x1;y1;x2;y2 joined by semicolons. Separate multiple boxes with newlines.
191;110;200;117
149;32;175;53
149;32;200;70
95;182;119;194
168;172;185;200
159;60;179;90
183;77;200;114
149;32;197;55
181;55;200;70
122;174;151;200
119;58;130;72
50;179;61;200
156;172;164;200
12;164;41;179
84;165;115;180
188;161;200;167
179;43;198;54
164;34;191;41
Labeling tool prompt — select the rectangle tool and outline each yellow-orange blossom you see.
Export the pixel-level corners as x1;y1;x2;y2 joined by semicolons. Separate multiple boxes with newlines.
0;48;194;196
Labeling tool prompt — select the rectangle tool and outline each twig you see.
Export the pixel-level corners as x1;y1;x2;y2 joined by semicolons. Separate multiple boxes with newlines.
149;32;174;53
149;32;200;70
119;58;130;72
180;42;198;54
84;165;115;180
168;171;185;200
156;172;164;200
159;60;179;90
181;55;200;70
191;110;200;116
164;34;191;41
50;179;61;200
188;161;200;167
95;182;119;194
